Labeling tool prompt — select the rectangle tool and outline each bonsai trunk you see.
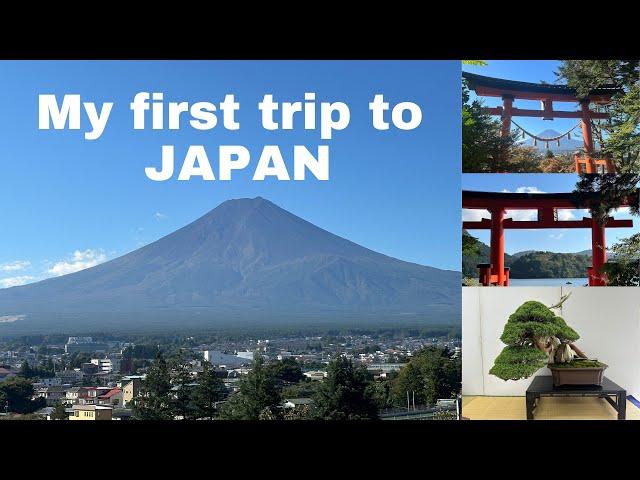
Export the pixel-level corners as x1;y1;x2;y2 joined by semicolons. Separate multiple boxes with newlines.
533;337;588;362
569;343;588;359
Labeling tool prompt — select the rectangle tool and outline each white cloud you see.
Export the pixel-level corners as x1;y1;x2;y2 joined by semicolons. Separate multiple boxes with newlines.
154;212;168;221
549;233;565;240
47;249;107;277
0;260;31;272
0;276;35;288
462;208;489;222
511;186;544;194
505;209;538;221
0;314;26;323
612;206;631;215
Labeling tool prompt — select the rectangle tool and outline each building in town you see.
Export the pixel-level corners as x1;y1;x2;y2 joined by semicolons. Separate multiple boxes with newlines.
236;350;255;361
203;350;252;368
90;356;121;374
35;386;68;406
283;398;314;409
69;405;113;421
65;337;107;354
97;388;123;407
56;369;83;384
66;387;89;405
303;370;327;381
121;378;142;407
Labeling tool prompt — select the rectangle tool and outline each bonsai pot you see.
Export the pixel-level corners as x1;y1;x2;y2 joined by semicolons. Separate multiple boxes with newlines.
548;363;608;387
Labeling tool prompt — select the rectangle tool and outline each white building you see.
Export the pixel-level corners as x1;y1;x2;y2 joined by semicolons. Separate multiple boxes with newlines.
303;370;327;381
203;350;251;368
90;356;121;374
236;350;255;361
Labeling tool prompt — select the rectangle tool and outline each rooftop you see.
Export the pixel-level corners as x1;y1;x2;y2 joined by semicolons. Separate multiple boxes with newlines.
284;398;314;405
72;405;113;411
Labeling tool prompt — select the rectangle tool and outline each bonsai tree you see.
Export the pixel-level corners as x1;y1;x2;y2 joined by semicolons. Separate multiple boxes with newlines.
490;296;592;381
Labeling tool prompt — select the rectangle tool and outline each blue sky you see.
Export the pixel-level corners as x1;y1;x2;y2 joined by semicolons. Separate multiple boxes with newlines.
463;174;639;254
462;60;581;137
0;61;461;288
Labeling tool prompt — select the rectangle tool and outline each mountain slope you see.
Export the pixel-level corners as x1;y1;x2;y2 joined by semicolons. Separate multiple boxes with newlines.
0;198;460;323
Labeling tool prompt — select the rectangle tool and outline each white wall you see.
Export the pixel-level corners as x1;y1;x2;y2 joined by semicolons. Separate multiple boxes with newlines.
463;287;640;398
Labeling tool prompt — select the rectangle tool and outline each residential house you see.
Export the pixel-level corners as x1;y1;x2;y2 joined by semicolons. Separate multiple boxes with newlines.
66;387;89;405
97;388;123;407
69;405;112;421
56;369;83;385
37;377;63;387
34;406;56;420
36;386;68;406
122;378;141;407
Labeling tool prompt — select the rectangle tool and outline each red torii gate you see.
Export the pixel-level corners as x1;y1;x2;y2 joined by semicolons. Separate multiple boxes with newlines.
463;190;636;287
463;72;621;174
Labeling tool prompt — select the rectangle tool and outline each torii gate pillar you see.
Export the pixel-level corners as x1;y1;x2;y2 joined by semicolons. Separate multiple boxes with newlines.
501;95;514;138
590;218;607;286
580;100;594;153
490;207;507;286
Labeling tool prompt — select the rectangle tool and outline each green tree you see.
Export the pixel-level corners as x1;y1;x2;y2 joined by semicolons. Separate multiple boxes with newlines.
0;377;45;414
558;60;640;174
68;351;92;369
462;231;480;257
367;378;394;409
462;80;515;172
192;361;225;419
219;356;281;420
18;361;32;378
267;358;304;384
51;402;68;420
169;349;196;420
132;351;173;420
392;347;461;407
313;356;378;420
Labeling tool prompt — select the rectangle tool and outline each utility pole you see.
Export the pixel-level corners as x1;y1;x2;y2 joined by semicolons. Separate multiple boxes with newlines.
406;391;410;411
412;391;416;411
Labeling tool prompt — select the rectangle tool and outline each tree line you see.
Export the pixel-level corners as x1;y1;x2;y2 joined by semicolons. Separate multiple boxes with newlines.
131;346;460;420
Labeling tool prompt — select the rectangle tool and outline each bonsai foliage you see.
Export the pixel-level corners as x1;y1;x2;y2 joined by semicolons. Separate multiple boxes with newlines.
490;299;583;381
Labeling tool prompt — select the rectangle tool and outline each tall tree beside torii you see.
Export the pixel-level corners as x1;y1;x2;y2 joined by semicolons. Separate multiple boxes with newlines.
560;61;640;285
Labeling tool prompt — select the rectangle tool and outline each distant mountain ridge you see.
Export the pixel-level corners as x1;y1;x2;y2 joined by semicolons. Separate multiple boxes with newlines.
0;197;460;333
463;236;592;279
